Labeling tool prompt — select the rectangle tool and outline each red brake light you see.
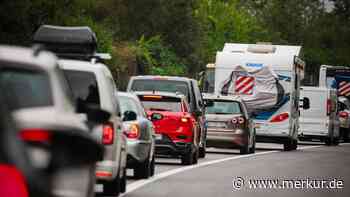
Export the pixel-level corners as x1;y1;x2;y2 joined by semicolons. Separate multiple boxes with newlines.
126;124;140;139
0;164;29;197
327;99;331;116
180;117;189;123
231;118;238;124
238;117;245;124
103;123;114;145
339;111;349;118
20;129;51;143
270;112;289;123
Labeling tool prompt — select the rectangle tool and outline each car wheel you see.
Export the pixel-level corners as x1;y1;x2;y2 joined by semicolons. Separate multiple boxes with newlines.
150;154;155;176
198;144;206;158
181;149;194;165
193;147;199;164
333;138;339;146
240;143;250;154
103;175;120;196
120;167;127;193
343;129;350;142
283;139;294;151
249;135;256;154
325;137;332;146
134;157;151;179
292;139;298;150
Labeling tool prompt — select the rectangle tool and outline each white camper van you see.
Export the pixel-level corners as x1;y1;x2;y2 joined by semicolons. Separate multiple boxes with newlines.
214;43;309;151
299;86;340;145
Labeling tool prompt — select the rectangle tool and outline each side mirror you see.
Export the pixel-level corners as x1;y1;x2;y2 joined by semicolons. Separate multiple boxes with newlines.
151;113;163;121
204;100;214;107
300;97;310;110
123;111;137;121
76;99;111;123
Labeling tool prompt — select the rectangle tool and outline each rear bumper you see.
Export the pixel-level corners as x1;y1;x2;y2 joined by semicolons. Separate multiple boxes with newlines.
155;135;193;157
206;128;247;148
126;140;152;168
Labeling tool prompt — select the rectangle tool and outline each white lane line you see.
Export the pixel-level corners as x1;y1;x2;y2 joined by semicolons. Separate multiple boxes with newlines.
122;145;323;195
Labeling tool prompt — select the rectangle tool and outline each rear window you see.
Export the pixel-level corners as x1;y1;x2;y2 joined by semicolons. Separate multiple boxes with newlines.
0;69;53;110
63;70;100;106
139;95;182;112
131;79;190;101
205;100;241;114
119;95;141;115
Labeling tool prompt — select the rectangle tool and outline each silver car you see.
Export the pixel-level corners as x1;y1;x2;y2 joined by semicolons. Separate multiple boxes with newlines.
0;45;106;197
203;94;256;154
118;92;156;179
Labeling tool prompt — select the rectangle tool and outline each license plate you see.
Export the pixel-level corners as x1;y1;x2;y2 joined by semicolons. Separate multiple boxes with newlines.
207;122;226;128
155;134;162;140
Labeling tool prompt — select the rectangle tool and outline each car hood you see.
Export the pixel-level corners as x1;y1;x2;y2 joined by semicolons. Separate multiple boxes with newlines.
12;107;88;132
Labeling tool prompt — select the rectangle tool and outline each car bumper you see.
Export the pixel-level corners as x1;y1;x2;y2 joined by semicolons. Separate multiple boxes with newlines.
206;128;247;148
155;135;192;157
127;140;152;167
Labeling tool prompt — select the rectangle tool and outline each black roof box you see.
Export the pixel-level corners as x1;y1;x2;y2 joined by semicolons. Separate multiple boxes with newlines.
33;25;97;56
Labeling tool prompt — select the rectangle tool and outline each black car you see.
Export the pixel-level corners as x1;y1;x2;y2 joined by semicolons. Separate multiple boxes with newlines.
127;75;207;158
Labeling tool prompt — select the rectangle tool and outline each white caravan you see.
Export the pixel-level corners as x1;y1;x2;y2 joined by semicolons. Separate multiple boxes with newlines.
214;43;308;151
299;86;339;145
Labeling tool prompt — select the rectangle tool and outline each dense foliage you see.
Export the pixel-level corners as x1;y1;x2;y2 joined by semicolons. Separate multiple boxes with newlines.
0;0;349;87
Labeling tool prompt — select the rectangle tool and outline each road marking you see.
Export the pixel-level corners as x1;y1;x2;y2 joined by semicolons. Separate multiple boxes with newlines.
121;145;324;195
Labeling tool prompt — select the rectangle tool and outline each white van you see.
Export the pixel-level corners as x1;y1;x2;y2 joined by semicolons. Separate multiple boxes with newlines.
213;43;308;151
299;86;340;145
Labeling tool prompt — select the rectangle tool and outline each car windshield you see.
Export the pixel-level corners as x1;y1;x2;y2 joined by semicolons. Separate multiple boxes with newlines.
139;96;182;112
63;70;100;106
205;100;241;114
131;79;189;101
119;95;140;115
0;69;53;110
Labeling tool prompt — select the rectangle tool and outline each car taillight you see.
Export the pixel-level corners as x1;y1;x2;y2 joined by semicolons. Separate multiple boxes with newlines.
0;165;29;197
126;124;140;139
103;123;114;145
339;111;349;118
270;112;289;123
180;117;189;123
19;128;51;143
327;99;331;116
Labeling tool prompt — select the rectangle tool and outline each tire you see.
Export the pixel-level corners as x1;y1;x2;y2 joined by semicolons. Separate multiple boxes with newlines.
343;129;350;142
283;140;293;151
120;167;127;193
325;137;332;146
181;149;194;165
134;157;151;179
150;155;155;176
249;135;256;154
193;147;199;164
333;138;339;146
198;145;206;158
292;139;298;150
103;176;120;196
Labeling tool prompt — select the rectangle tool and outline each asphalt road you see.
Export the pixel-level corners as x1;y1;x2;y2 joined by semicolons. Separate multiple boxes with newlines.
97;142;350;197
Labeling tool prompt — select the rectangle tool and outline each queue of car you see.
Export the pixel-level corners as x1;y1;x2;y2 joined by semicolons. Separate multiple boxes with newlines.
1;25;349;197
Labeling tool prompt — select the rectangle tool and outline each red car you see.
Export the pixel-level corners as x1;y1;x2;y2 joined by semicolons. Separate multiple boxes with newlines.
136;92;199;165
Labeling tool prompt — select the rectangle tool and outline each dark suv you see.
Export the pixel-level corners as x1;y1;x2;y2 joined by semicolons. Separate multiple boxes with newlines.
127;75;207;158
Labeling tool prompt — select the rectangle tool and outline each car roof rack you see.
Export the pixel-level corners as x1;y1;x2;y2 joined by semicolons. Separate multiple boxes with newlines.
33;25;111;62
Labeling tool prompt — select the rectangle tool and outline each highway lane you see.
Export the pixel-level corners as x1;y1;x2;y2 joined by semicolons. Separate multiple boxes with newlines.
96;142;336;196
121;143;349;197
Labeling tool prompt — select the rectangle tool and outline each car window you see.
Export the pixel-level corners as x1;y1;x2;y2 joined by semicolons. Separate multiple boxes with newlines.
205;100;242;115
0;69;53;110
63;70;100;107
119;95;141;116
192;80;203;109
131;79;190;103
139;95;182;112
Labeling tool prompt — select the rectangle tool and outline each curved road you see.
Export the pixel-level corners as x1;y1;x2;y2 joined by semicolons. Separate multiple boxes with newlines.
98;143;350;197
